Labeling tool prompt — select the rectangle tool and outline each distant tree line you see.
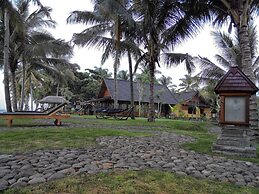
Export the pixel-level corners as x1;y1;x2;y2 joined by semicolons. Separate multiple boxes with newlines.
1;0;259;127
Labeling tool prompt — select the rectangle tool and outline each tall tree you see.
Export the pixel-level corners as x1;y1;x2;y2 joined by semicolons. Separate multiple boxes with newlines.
86;66;112;83
67;0;140;111
3;7;12;111
1;0;21;112
132;0;208;121
197;25;259;82
158;75;177;91
68;0;134;109
178;74;199;92
1;0;50;111
117;70;129;80
208;0;259;132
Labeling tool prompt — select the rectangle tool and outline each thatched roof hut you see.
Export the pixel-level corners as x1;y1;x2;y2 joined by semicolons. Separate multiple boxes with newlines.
38;96;69;104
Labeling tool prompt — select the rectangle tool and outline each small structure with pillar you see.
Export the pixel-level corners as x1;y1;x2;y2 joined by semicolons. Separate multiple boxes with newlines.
212;66;257;157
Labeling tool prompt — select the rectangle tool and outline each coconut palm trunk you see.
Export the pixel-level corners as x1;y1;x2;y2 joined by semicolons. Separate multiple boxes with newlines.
3;8;12;112
113;16;121;109
237;21;258;133
30;77;34;111
148;62;155;122
56;82;60;96
127;49;135;119
10;67;18;111
113;59;119;109
20;60;26;110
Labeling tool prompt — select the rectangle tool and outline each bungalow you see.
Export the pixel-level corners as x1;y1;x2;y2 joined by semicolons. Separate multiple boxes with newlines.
88;78;178;117
173;90;212;119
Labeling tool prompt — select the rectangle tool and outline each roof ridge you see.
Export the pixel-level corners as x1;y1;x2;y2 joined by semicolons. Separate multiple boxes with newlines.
104;78;169;87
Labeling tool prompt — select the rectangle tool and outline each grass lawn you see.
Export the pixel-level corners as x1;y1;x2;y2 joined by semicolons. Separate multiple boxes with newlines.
0;126;149;154
67;115;209;131
0;116;258;163
68;116;259;164
1;117;259;193
4;170;259;194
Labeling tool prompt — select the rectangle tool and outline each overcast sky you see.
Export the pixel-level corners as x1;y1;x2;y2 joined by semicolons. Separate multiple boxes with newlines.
0;0;258;110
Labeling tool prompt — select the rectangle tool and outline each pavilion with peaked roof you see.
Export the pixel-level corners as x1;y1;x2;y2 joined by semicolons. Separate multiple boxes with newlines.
214;66;258;94
214;66;258;126
212;66;258;157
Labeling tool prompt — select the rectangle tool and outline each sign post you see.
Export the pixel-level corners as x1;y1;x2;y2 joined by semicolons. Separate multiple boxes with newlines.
212;66;257;157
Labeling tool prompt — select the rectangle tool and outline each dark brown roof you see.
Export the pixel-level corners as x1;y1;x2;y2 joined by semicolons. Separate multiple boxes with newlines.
98;78;178;105
175;91;198;102
175;90;210;107
214;66;258;94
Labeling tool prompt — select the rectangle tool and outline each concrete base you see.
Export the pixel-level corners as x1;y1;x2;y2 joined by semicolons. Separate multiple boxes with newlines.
212;125;257;158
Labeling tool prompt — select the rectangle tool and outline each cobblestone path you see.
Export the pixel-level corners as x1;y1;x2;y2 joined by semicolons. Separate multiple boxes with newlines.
1;129;259;191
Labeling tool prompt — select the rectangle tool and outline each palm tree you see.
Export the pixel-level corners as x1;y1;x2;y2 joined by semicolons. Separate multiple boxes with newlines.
158;75;177;91
117;70;129;80
3;7;12;112
86;66;112;83
197;25;259;82
178;74;199;92
1;0;50;111
131;0;208;121
68;0;136;109
23;35;74;110
209;1;258;79
1;2;74;111
135;72;148;117
1;0;19;112
67;0;142;119
196;23;259;133
199;80;219;115
206;0;259;132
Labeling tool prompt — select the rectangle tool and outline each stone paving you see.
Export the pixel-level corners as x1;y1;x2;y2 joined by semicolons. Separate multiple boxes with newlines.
0;128;259;191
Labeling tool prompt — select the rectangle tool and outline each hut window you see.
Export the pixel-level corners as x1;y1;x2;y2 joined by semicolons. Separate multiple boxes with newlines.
188;106;196;114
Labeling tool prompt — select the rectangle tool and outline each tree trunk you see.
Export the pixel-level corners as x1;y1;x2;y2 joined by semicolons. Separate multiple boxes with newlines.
30;77;34;111
137;82;143;117
3;9;12;112
148;63;155;122
25;95;29;111
113;60;118;109
20;61;26;110
56;82;60;96
113;17;121;109
127;49;135;119
10;69;18;111
238;27;255;81
237;12;258;134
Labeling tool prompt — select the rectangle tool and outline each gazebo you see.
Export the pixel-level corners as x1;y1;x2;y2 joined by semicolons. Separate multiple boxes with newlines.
38;96;69;104
212;66;257;157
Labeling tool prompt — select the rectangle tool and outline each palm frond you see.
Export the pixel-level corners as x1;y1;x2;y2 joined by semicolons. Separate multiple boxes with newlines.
101;42;114;65
194;56;227;80
67;11;107;25
26;7;55;29
134;54;147;74
162;52;195;73
26;31;73;58
162;9;202;49
214;54;232;68
72;33;113;49
253;56;259;69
